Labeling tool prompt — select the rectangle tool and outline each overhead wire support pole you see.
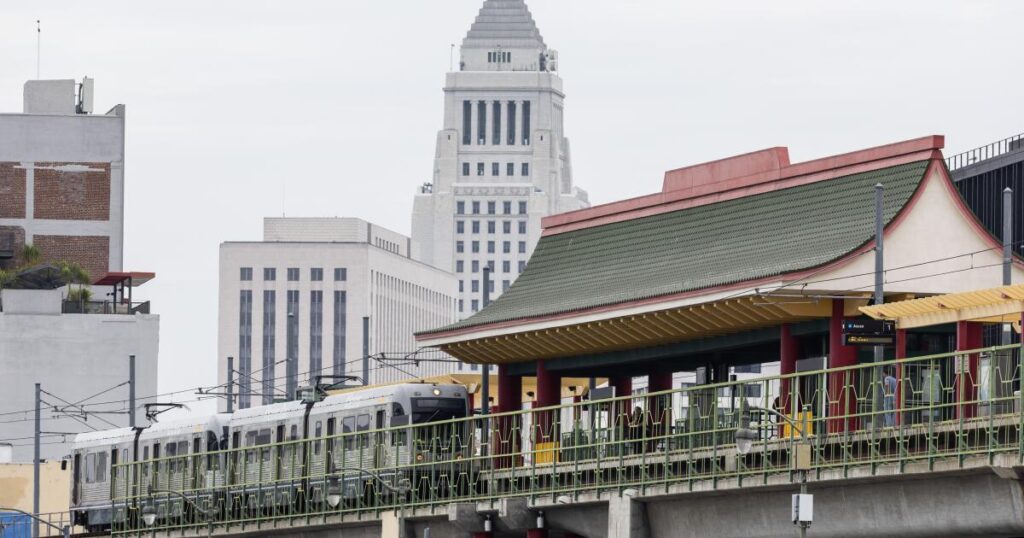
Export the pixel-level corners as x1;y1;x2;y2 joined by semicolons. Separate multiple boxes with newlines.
873;183;885;431
481;267;491;456
227;356;234;413
129;355;136;427
1003;187;1013;345
33;382;40;538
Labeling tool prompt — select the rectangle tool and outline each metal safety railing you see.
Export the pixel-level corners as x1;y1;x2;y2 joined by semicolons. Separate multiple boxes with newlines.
109;344;1024;536
946;132;1024;172
0;510;78;538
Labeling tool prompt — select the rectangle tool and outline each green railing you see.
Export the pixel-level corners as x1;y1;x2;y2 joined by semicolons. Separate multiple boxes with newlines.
110;344;1024;535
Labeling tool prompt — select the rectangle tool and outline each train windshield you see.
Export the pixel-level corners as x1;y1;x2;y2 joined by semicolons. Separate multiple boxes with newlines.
410;398;466;423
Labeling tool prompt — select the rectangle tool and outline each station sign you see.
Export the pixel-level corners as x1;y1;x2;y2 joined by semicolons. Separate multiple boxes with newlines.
842;319;896;346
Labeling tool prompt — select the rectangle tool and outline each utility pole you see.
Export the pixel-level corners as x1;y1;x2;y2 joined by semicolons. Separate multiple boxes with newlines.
362;317;370;386
33;382;40;538
226;357;234;413
128;355;136;428
481;267;492;456
1003;187;1013;344
873;184;885;430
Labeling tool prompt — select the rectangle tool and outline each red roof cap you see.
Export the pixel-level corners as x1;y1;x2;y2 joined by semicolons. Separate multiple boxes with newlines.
93;272;156;287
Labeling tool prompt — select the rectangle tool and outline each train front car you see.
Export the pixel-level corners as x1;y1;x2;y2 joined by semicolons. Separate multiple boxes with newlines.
70;427;137;533
392;383;471;466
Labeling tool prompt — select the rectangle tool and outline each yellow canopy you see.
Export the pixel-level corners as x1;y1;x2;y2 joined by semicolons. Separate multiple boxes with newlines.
860;284;1024;329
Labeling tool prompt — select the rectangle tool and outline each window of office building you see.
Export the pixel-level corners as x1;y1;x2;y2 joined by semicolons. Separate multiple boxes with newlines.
492;162;499;176
518;261;526;273
492;101;502;145
502;261;511;273
487;241;495;254
472;280;479;293
286;290;299;398
458;280;464;293
462;163;470;177
264;268;276;281
507;101;517;145
240;267;253;281
506;163;514;176
462;101;472;145
518;201;527;214
519;221;527;234
238;290;253;409
261;290;276;405
456;241;464;253
503;221;511;233
310;268;323;281
333;291;346;377
518;241;526;254
334;268;347;281
477;162;484;176
456;261;464;273
472;299;479;312
471;241;480;253
456;221;465;234
287;268;300;281
472;201;480;214
522;163;530;176
472;260;479;273
503;241;511;254
487;201;496;214
522;101;531;145
310;291;323;379
477;101;486;145
457;201;465;214
458;299;464;312
503;280;511;291
487;221;495;233
472;221;480;233
503;201;512;214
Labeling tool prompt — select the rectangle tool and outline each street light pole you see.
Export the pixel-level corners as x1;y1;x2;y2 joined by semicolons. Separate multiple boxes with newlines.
33;382;41;538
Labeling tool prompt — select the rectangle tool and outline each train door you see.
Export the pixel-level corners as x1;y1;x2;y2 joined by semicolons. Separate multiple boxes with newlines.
192;436;202;489
326;418;336;473
231;431;241;485
72;453;81;505
110;449;118;499
374;409;387;469
152;443;161;490
275;425;285;482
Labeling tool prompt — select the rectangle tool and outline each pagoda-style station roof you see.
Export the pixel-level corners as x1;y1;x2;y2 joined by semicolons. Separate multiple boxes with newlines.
418;135;1024;366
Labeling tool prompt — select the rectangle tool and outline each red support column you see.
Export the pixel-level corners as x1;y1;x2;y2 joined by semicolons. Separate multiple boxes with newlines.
895;329;907;426
535;360;561;451
610;376;633;448
495;364;522;468
828;299;859;433
526;529;548;538
955;321;983;419
779;324;799;437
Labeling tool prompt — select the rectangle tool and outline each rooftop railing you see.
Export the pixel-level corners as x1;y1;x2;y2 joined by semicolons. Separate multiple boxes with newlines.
61;300;150;315
946;132;1024;172
109;344;1023;536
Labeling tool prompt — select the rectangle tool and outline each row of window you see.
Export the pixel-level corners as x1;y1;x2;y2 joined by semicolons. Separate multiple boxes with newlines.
456;220;528;234
459;279;512;294
462;162;529;178
488;51;511;63
457;200;528;216
456;240;527;254
456;259;526;274
462;100;531;146
241;267;348;282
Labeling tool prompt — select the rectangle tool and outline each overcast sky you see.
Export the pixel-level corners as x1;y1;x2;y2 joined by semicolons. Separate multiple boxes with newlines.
2;1;1022;415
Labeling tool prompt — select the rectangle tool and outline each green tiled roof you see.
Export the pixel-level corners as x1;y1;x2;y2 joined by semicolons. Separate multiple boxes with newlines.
435;160;930;334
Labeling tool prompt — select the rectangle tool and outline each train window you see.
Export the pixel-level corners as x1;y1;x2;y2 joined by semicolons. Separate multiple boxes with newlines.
96;452;107;482
357;414;370;449
245;431;257;464
85;453;95;483
392;403;405;417
166;443;177;473
290;425;298;440
257;429;272;463
342;417;355;450
122;449;128;464
314;421;322;456
178;441;189;472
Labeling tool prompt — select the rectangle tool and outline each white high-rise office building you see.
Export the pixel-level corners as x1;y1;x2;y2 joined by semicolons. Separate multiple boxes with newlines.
412;0;589;318
218;218;458;409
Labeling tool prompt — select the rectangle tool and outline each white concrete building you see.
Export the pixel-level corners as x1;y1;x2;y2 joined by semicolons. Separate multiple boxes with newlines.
412;0;589;317
218;218;458;409
0;79;157;462
0;78;125;279
0;287;159;462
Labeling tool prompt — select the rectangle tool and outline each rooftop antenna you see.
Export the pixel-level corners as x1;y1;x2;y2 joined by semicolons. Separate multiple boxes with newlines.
36;20;41;79
449;44;455;72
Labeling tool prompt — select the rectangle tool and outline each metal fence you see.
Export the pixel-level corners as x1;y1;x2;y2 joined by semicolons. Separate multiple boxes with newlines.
946;132;1024;172
109;344;1024;536
0;511;77;538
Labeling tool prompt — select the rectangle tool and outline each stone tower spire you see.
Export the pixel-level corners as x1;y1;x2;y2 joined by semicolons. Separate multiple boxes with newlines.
460;0;548;72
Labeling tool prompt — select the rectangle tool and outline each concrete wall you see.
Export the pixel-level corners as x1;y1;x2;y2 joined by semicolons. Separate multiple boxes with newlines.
0;289;62;314
0;461;70;514
0;311;159;461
